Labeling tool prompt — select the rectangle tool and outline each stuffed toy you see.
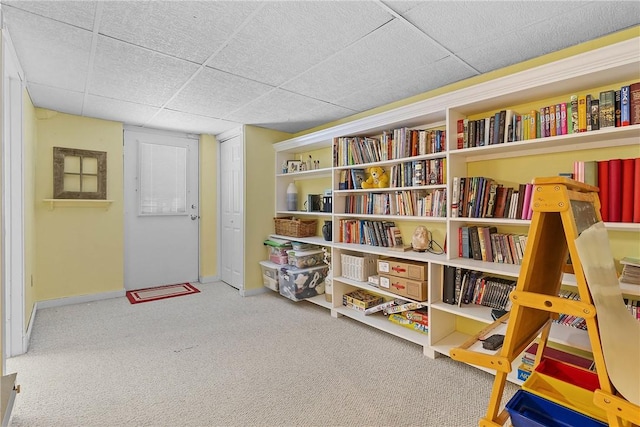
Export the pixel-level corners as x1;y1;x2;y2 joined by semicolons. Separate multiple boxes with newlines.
361;166;389;189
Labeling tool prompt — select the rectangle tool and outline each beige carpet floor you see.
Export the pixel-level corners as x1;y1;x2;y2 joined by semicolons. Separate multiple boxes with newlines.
6;282;518;426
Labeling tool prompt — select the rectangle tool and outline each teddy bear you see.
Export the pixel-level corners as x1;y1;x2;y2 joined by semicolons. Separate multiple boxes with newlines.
361;166;389;189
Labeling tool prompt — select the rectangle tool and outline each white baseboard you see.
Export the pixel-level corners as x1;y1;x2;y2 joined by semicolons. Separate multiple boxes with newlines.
23;302;38;353
240;286;268;297
36;289;126;310
198;275;219;284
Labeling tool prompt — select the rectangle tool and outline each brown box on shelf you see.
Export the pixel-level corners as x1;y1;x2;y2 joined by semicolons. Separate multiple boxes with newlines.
379;274;427;301
377;258;427;280
343;290;384;311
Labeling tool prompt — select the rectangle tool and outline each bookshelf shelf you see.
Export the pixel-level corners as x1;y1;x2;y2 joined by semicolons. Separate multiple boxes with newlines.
273;37;640;385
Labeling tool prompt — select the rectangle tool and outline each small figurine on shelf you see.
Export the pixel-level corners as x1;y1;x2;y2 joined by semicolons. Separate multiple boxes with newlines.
307;155;313;171
282;161;288;174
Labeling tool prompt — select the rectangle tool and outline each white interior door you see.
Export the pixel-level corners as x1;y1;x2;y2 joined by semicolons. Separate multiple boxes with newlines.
124;128;199;290
220;134;244;290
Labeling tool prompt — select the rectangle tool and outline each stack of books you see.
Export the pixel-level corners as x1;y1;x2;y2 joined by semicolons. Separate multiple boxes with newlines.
620;257;640;285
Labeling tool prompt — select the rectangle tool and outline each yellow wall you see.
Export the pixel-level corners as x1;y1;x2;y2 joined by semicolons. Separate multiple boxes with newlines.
23;89;37;326
34;110;124;300
199;134;218;279
245;125;291;291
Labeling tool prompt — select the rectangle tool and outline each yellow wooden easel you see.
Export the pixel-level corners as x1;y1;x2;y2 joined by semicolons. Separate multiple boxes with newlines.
450;177;639;427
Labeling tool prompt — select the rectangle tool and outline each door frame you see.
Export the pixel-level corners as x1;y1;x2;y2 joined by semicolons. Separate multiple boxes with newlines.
217;127;244;292
122;125;200;290
2;29;26;365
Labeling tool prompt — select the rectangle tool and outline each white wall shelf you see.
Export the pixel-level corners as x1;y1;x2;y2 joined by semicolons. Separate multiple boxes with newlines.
42;199;114;211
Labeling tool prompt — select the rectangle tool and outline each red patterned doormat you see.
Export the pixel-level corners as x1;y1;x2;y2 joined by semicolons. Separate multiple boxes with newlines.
126;283;200;304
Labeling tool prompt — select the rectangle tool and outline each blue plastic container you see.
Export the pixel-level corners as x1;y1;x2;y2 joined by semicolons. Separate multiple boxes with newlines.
506;390;607;427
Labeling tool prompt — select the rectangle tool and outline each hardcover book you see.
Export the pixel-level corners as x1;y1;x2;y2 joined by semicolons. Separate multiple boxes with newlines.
590;99;599;131
599;90;615;128
577;95;587;132
570;95;579;133
630;82;640;125
469;226;482;261
621;85;630;126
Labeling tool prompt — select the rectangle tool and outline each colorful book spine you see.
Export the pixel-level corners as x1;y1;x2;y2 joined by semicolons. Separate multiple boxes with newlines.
608;159;623;222
560;103;568;135
578;95;587;132
621;158;635;223
621;85;630;126
570;95;579;133
630;82;640;125
635;158;640;223
598;160;610;222
521;183;533;220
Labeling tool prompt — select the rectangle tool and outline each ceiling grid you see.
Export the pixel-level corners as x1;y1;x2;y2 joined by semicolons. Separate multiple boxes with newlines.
0;0;637;136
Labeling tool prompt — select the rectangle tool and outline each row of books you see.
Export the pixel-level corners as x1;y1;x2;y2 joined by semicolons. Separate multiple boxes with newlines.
442;266;516;310
337;168;366;190
338;219;400;247
345;189;446;217
459;226;528;265
623;298;640;321
589;157;639;223
388;158;446;187
333;128;446;167
451;176;532;220
455;82;640;149
554;289;587;331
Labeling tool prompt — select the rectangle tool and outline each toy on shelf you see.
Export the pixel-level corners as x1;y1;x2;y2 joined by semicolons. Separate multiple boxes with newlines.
361;166;389;189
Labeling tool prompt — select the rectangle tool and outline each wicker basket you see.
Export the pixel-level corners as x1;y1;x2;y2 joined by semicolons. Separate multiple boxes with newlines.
274;217;317;238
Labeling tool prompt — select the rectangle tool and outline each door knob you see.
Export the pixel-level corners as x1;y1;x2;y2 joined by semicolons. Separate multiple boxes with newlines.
191;214;199;220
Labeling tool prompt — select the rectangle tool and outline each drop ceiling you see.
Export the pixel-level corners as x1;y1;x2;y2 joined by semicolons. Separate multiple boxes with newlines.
1;1;639;137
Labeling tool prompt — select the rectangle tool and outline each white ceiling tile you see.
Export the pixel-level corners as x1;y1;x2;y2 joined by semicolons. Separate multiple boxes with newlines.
209;1;394;86
282;19;448;103
335;56;475;112
82;95;160;127
27;83;84;116
99;2;260;64
3;7;93;92
452;2;640;72
90;35;200;107
226;89;356;134
405;2;562;53
166;67;275;118
147;109;241;136
2;1;97;30
4;1;639;136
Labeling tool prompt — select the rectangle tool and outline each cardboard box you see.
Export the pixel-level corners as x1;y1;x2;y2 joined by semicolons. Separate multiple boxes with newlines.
379;274;427;301
278;265;327;302
377;258;427;280
343;290;384;311
517;363;532;382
